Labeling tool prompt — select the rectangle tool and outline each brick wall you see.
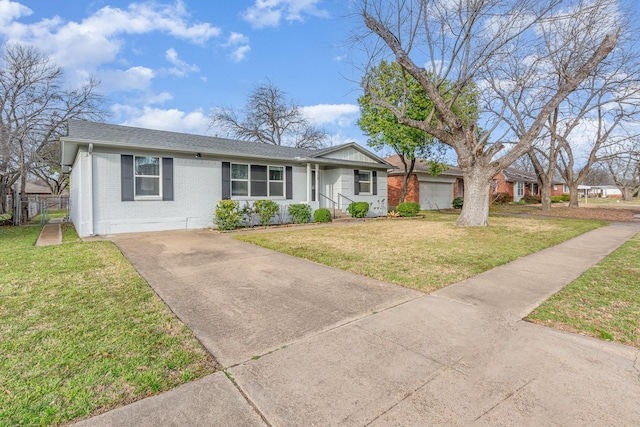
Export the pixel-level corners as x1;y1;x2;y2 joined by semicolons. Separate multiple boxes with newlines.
388;174;419;207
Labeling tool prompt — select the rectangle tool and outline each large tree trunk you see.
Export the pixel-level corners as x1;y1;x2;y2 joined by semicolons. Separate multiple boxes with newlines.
568;183;580;208
622;187;634;201
456;169;492;226
540;181;552;211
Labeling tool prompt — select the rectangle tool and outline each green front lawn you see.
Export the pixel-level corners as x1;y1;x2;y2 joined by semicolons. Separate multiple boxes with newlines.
528;232;640;348
236;212;606;292
0;226;215;426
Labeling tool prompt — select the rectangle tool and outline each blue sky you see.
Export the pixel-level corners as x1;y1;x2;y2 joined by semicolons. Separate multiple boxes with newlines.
0;0;369;147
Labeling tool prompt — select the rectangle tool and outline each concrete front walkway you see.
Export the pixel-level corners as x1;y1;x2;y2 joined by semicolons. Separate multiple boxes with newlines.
76;222;640;426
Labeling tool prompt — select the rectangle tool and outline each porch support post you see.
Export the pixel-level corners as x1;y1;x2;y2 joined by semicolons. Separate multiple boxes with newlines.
306;163;311;202
315;164;319;203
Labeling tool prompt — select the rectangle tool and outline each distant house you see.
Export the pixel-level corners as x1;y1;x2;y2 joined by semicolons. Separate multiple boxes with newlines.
591;185;622;198
60;120;391;237
385;155;462;209
454;168;568;202
386;156;570;209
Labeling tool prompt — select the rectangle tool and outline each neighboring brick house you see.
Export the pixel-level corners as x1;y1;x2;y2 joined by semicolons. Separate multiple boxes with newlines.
454;168;566;202
386;155;462;209
387;155;569;208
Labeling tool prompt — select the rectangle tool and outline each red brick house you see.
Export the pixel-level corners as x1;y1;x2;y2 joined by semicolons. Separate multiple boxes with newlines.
387;155;567;208
454;168;567;202
386;155;462;209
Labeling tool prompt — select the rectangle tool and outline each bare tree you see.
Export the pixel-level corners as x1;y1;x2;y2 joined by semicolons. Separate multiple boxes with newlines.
356;0;619;225
210;81;326;149
0;43;104;220
604;138;640;200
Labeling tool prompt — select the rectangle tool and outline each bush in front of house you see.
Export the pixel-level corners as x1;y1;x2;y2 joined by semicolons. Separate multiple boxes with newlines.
214;200;241;230
522;194;542;204
240;201;258;227
491;192;512;204
561;193;570;201
396;202;421;217
452;197;464;209
313;208;332;223
347;201;370;218
288;203;312;224
254;200;280;226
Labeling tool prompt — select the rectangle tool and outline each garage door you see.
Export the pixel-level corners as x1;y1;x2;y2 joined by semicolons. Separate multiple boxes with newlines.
419;182;453;210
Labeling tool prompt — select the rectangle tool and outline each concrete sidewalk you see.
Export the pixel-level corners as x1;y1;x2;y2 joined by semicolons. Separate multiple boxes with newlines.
76;222;640;426
35;218;63;246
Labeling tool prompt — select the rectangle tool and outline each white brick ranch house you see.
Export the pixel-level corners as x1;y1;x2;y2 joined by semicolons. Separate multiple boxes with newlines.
60;120;391;237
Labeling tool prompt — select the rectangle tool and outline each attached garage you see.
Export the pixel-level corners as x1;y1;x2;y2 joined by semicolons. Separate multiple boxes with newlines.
419;178;455;210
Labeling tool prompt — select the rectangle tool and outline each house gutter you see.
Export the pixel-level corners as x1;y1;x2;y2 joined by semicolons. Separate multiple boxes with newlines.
87;143;94;236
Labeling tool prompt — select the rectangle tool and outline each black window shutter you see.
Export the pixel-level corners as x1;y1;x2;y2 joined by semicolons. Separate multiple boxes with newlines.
354;169;360;195
372;171;377;195
121;155;134;201
162;158;174;201
286;166;293;199
222;162;231;199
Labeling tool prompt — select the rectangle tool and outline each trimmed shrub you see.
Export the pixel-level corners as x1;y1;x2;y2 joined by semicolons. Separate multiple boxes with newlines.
240;201;257;227
214;200;241;230
491;192;512;204
551;195;564;203
522;194;541;204
396;202;421;217
254;200;279;226
288;203;312;224
561;193;570;201
452;197;464;209
313;208;332;223
347;201;370;218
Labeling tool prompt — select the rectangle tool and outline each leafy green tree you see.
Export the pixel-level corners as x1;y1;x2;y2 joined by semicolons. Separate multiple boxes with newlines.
358;60;474;203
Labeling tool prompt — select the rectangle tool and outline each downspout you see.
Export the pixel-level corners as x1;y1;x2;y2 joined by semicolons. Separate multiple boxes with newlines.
88;143;94;236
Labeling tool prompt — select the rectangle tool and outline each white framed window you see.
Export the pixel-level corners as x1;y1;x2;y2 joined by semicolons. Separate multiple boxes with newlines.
231;163;286;198
517;182;524;197
553;185;558;190
231;164;249;196
492;179;498;194
269;166;284;197
134;156;161;199
563;184;569;193
358;170;372;194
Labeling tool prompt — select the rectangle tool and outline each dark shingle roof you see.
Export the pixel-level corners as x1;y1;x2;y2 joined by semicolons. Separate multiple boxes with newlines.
501;167;538;183
66;119;317;160
384;154;462;176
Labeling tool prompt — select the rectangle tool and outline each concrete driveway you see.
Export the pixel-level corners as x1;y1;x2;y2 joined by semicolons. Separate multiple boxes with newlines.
78;223;640;426
111;229;420;367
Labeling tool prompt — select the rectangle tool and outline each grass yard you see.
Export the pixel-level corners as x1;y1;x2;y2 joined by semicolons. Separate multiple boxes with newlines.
0;225;216;426
236;212;606;293
528;232;640;348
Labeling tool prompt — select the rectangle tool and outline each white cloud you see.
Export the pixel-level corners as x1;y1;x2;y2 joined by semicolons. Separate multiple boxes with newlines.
241;0;329;29
165;48;199;76
100;66;155;92
0;1;220;73
301;104;360;127
333;54;347;62
224;32;249;47
222;32;250;62
231;45;251;62
113;105;210;134
0;0;31;24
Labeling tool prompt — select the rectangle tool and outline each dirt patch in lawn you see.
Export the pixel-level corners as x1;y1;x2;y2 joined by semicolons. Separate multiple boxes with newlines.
493;205;640;222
